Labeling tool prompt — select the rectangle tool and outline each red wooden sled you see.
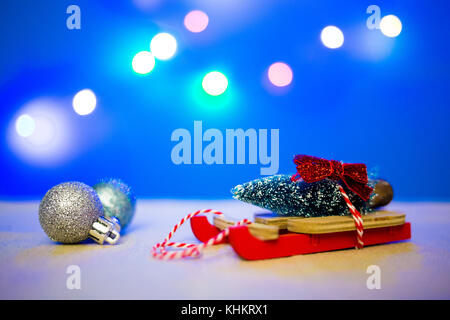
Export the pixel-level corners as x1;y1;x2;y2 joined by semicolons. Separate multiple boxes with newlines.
190;214;411;260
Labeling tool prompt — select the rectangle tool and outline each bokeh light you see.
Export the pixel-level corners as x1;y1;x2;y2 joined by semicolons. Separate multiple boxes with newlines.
8;98;73;166
150;33;177;60
184;10;209;33
72;89;97;116
380;15;402;38
15;114;35;137
320;26;344;49
268;62;293;87
202;71;228;96
132;51;155;74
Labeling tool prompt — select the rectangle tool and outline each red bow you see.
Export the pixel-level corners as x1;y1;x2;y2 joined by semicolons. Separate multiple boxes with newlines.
291;155;373;201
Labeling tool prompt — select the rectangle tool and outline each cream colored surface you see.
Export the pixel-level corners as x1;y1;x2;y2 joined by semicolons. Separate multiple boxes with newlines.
0;200;449;299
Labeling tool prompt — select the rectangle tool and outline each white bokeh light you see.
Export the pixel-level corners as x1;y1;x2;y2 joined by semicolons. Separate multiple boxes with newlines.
8;98;73;166
73;89;97;116
380;15;402;38
15;114;35;137
321;26;344;49
150;33;177;60
132;51;156;74
202;71;228;96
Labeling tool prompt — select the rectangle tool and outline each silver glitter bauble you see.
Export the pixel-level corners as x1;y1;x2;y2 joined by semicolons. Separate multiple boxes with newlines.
93;178;136;229
39;182;104;244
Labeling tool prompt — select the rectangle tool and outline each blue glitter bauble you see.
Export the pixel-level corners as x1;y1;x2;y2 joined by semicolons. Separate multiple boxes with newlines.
93;178;136;229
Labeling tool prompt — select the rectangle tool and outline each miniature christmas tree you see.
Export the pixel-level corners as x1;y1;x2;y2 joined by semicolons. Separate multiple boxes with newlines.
232;174;373;217
231;154;394;217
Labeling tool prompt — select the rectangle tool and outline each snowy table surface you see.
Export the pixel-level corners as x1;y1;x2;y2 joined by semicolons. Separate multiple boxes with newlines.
0;199;449;299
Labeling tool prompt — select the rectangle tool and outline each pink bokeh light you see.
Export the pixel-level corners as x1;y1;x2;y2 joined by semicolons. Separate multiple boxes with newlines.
184;10;209;33
267;62;293;87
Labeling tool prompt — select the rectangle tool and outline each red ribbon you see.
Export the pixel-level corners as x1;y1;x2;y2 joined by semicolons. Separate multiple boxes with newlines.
291;155;373;201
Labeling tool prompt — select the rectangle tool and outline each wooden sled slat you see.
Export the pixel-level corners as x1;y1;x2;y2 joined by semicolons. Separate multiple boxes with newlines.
287;210;405;234
213;215;279;240
213;211;406;239
254;212;302;229
254;211;404;234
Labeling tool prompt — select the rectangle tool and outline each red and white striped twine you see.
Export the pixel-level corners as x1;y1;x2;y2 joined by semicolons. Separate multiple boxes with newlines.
151;208;251;260
338;185;364;248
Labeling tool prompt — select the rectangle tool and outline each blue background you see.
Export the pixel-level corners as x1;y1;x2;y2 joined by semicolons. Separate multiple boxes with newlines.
0;0;449;201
